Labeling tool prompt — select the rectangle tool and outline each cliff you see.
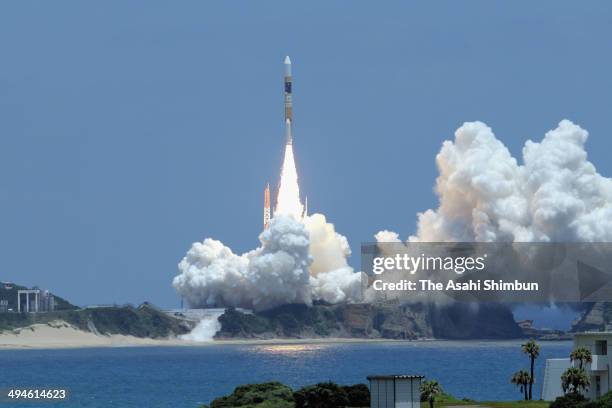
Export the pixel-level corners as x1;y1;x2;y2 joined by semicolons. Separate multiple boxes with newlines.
571;302;612;332
216;301;523;340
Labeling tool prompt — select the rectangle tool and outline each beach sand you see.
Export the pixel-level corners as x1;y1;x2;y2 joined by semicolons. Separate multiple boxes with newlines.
0;320;186;349
0;320;413;349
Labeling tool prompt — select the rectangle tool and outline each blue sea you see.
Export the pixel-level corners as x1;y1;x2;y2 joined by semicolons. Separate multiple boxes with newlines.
0;341;571;407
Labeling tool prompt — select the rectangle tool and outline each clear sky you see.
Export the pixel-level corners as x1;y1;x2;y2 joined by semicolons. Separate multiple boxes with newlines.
1;2;611;308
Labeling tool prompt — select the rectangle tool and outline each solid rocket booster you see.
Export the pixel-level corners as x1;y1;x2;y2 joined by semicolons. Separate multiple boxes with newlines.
284;56;293;145
263;183;271;230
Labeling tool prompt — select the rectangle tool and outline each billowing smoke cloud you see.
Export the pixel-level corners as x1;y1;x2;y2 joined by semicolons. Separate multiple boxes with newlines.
173;214;363;311
380;120;612;243
371;120;612;308
306;214;363;304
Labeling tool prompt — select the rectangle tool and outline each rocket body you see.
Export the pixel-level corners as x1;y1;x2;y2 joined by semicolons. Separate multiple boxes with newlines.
284;56;293;145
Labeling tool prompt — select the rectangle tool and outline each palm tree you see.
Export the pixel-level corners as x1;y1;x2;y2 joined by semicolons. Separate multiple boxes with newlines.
570;347;593;370
511;370;531;401
420;380;443;408
522;339;540;400
561;367;591;395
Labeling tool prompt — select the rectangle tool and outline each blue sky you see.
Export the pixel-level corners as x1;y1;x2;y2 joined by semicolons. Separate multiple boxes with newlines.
1;2;611;310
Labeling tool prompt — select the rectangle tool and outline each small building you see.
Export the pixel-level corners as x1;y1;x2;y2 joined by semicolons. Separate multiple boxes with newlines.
367;374;423;408
542;332;612;400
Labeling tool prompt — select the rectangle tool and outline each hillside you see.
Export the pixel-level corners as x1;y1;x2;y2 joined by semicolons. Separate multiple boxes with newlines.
1;302;194;338
0;283;76;311
216;301;523;340
0;282;192;338
0;303;192;338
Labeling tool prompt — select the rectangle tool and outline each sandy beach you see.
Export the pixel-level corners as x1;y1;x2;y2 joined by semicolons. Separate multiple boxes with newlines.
0;320;418;350
0;320;188;349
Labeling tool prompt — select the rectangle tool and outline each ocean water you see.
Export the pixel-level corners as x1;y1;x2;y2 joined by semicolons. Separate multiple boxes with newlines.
0;341;571;407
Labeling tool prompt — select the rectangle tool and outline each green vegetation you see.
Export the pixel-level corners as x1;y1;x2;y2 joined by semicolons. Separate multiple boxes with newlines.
546;347;612;408
208;382;294;408
570;347;593;370
522;339;541;400
547;388;612;408
471;402;550;407
421;379;443;408
436;401;549;407
561;368;591;396
558;346;593;402
217;305;339;338
432;392;475;405
293;382;350;408
217;307;276;337
549;393;587;408
510;369;531;401
202;380;555;408
0;303;190;338
203;381;370;408
595;390;612;406
341;384;370;407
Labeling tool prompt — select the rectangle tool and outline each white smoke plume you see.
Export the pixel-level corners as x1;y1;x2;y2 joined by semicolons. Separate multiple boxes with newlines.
173;214;363;311
306;214;363;304
379;120;612;243
179;310;223;342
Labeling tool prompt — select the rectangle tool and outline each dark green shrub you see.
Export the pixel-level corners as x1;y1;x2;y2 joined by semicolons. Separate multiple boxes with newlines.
210;382;293;408
595;391;612;407
341;384;370;407
550;393;587;408
579;402;602;408
293;382;350;408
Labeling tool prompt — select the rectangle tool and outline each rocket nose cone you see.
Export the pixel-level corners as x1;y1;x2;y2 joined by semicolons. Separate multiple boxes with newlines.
284;56;291;65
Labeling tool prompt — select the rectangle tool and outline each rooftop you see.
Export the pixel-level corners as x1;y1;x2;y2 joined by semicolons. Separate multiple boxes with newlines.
574;331;612;337
367;375;424;380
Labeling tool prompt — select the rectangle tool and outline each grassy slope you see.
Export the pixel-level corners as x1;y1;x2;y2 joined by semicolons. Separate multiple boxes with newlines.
435;394;549;407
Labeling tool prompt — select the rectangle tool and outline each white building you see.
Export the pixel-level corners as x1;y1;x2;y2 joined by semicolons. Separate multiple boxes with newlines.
542;332;612;401
368;375;423;408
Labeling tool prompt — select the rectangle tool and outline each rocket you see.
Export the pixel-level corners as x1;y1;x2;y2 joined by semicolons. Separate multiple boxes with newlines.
284;56;293;145
263;56;308;231
263;183;271;230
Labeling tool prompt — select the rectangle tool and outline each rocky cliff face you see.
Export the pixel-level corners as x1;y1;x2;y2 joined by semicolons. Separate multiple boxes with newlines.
216;301;522;340
429;302;523;339
572;302;612;332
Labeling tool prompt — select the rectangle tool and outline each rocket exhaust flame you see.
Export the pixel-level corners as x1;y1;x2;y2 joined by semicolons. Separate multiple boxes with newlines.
275;55;303;219
275;143;303;219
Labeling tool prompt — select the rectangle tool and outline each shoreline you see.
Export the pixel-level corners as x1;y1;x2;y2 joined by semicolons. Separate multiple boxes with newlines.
0;320;571;350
